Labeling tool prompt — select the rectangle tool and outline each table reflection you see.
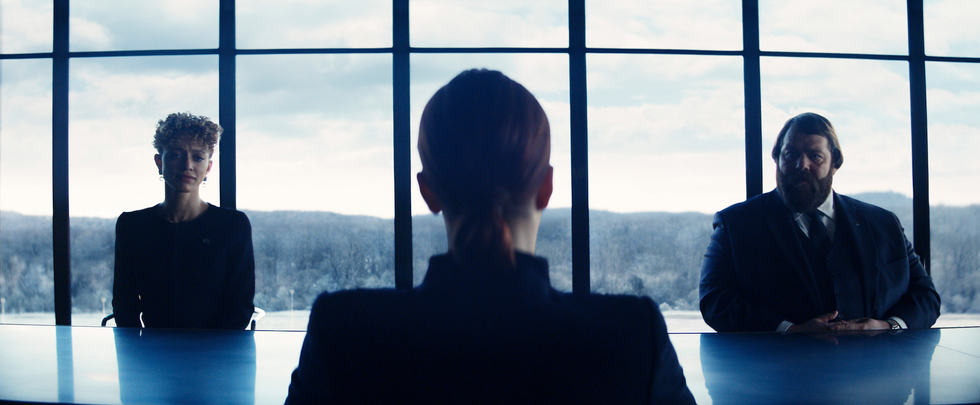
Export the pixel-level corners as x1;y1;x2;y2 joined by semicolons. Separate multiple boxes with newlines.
3;325;977;404
113;328;256;404
700;329;941;405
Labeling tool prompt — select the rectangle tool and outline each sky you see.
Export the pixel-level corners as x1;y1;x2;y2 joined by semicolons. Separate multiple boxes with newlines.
1;0;979;219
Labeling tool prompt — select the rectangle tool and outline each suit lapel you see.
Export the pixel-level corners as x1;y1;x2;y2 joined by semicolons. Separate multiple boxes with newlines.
764;191;824;310
834;194;880;316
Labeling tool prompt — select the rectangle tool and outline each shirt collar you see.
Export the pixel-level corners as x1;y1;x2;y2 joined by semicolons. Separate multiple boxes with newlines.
816;190;835;220
792;190;836;221
418;252;552;297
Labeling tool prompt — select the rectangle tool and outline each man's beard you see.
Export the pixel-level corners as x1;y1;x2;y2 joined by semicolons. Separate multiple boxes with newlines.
777;168;834;213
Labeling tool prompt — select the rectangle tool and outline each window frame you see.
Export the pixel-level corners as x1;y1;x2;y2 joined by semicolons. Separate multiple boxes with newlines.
1;0;976;325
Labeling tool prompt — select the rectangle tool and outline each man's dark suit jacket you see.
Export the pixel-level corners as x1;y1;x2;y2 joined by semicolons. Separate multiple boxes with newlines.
699;190;940;333
286;253;695;404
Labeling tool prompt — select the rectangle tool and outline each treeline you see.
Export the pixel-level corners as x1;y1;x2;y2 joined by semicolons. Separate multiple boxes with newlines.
1;192;978;314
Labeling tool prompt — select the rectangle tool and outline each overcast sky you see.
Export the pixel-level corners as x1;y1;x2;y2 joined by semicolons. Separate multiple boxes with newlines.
1;0;979;219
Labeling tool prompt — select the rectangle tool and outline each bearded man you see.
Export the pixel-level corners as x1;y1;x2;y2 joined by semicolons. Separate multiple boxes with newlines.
699;112;940;333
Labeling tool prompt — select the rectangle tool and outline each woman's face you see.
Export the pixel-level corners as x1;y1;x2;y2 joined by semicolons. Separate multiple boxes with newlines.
155;138;213;194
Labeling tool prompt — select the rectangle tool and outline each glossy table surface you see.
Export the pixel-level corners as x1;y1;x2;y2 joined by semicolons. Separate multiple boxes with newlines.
0;324;978;404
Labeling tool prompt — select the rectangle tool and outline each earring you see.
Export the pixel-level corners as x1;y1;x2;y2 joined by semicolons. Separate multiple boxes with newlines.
159;175;164;181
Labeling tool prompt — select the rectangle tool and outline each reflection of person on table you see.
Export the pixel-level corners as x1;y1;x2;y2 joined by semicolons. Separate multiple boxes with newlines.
699;112;940;333
286;69;695;404
114;327;256;404
699;329;940;405
112;112;255;329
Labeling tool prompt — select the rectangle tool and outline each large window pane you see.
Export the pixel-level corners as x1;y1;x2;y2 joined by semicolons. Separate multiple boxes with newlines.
0;0;53;54
237;0;391;49
927;62;980;318
924;0;980;57
760;0;908;55
761;57;913;234
68;56;219;325
410;54;572;290
411;0;568;47
237;54;393;330
587;54;743;331
4;0;975;331
69;1;219;51
586;0;741;50
0;59;54;325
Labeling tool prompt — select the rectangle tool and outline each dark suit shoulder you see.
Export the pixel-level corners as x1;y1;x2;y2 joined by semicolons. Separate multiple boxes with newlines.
312;288;409;308
117;205;158;222
713;190;783;233
835;194;911;241
836;194;900;221
308;288;411;324
206;204;249;220
115;206;161;234
202;204;251;231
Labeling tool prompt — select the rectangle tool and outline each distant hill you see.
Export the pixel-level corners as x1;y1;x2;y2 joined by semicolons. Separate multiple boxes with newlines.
850;191;913;210
1;200;978;314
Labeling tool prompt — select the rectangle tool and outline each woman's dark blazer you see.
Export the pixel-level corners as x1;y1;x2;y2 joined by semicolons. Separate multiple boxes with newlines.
286;253;695;404
112;204;255;329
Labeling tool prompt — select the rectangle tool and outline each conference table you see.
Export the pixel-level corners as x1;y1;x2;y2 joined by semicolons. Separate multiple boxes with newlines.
0;324;978;404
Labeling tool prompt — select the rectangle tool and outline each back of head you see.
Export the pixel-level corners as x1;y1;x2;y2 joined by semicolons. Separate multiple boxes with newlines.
417;69;551;270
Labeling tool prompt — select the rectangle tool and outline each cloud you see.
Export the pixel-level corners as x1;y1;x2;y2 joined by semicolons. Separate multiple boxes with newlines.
237;0;392;49
69;57;220;119
411;0;568;47
234;53;395;216
927;63;980;118
68;0;218;51
586;54;744;157
585;0;742;50
583;54;745;213
760;57;915;197
0;0;53;53
926;62;980;206
237;54;392;124
236;118;395;216
924;0;980;57
67;17;112;50
759;0;908;54
0;59;53;216
761;57;911;119
3;1;979;219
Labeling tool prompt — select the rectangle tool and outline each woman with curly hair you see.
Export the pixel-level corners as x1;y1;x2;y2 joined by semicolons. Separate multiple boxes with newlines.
285;70;695;404
112;112;255;329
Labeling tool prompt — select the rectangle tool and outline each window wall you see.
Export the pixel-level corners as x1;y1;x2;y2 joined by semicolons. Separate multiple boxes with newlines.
0;57;53;324
1;0;978;329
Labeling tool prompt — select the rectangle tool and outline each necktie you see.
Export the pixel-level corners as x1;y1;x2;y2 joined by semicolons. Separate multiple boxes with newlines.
806;211;831;256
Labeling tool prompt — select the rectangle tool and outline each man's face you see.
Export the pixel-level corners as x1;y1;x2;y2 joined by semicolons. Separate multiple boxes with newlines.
775;126;837;213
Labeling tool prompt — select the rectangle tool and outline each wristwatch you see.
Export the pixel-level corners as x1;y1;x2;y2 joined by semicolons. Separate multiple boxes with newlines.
886;319;901;330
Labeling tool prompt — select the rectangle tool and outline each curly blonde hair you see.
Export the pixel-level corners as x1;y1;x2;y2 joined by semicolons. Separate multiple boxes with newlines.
153;112;222;155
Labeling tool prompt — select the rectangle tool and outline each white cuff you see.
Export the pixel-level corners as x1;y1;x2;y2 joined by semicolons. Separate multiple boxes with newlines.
888;316;907;329
777;321;793;332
